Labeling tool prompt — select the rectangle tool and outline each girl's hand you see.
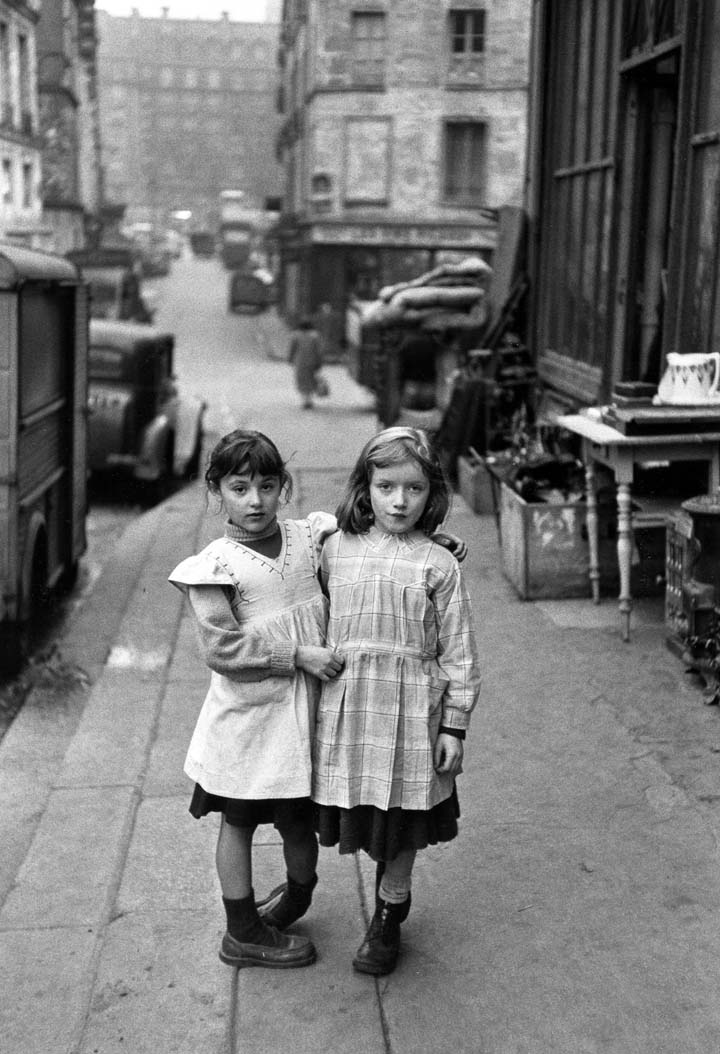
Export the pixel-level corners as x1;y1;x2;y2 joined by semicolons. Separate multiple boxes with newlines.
432;532;468;563
434;733;464;775
296;645;345;681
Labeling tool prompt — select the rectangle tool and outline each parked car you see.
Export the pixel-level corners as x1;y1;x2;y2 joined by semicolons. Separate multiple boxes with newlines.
228;269;274;313
0;243;88;674
189;231;216;258
66;247;154;323
88;320;205;500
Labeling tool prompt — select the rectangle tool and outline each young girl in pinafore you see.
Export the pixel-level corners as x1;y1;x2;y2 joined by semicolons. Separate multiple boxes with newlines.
312;426;481;976
168;429;344;970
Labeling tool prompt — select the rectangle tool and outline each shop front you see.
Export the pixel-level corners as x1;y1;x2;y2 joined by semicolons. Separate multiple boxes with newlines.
524;0;720;655
277;215;496;329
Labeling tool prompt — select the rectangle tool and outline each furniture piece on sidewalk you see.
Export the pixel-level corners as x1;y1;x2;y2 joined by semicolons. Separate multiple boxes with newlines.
557;409;720;641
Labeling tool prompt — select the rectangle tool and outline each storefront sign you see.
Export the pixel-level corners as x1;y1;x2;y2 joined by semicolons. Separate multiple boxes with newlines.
310;222;495;249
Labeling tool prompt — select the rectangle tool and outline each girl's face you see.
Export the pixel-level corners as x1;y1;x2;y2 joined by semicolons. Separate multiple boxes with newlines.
218;469;282;534
369;459;430;534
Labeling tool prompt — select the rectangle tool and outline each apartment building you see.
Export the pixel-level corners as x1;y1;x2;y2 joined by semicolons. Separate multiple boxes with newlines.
0;0;45;247
95;8;282;230
36;0;102;253
276;0;531;320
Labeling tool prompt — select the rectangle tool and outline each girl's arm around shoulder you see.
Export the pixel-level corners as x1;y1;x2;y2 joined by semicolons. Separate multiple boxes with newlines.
306;510;338;551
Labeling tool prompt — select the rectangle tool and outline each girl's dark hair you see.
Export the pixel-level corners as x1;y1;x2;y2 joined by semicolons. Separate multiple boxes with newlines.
205;429;293;499
336;426;450;535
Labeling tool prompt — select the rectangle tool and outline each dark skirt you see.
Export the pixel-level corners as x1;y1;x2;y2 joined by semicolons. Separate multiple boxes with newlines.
189;784;314;830
315;786;460;862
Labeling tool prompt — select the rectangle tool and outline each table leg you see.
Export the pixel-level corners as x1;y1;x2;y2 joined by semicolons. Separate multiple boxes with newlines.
584;457;600;603
616;482;633;642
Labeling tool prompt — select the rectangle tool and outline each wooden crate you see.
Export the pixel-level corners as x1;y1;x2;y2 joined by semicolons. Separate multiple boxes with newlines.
498;482;666;600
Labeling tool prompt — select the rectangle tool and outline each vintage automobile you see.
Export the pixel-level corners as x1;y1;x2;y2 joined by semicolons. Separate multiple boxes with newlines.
88;320;205;500
228;269;274;313
189;231;216;258
67;246;155;323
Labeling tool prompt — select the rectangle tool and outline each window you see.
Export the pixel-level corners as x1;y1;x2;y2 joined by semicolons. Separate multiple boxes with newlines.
18;34;31;131
450;9;486;54
0;23;10;123
22;162;33;208
351;12;386;86
444;121;486;202
2;158;12;204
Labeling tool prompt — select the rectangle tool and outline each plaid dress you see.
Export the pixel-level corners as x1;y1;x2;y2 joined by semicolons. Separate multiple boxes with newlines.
312;527;481;824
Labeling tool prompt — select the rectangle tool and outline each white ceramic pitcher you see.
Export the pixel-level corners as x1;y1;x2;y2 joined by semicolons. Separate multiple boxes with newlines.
657;352;720;405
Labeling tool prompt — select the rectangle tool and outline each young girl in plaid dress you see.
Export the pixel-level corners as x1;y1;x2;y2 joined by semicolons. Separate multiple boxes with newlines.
312;426;481;976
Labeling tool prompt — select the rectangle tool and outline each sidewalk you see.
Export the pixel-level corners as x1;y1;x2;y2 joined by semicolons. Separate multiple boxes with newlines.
2;422;720;1051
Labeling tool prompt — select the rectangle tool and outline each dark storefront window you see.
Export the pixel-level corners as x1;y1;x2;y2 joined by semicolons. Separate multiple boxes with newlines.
346;248;382;300
623;0;684;56
538;0;617;375
675;1;720;357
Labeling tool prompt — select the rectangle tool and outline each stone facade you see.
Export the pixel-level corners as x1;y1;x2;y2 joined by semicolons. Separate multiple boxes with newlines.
0;0;45;247
95;9;282;230
277;0;531;318
36;0;102;254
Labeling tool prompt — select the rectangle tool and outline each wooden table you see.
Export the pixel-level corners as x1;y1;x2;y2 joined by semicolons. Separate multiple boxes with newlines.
558;411;720;641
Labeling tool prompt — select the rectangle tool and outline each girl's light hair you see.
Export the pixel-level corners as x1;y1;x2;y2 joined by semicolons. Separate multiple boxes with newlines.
205;429;293;499
336;426;450;534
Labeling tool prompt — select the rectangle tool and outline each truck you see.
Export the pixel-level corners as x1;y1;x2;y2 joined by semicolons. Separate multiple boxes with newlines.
218;191;279;272
0;244;89;673
218;190;256;271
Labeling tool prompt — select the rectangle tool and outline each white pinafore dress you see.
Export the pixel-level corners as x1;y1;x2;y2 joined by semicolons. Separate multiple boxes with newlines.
169;513;335;800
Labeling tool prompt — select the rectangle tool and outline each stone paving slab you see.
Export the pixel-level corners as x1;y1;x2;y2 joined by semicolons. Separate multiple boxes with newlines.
58;668;168;787
0;785;135;929
0;928;99;1054
77;912;232;1054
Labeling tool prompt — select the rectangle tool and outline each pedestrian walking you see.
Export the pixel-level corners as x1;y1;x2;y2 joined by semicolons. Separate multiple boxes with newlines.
168;429;344;970
288;316;323;409
312;426;482;976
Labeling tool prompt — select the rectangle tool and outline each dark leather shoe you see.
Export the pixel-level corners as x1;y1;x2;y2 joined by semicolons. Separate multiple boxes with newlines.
352;900;405;976
219;923;316;969
257;874;317;930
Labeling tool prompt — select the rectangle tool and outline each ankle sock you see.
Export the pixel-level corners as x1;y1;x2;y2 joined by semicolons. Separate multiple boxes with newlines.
378;880;411;906
223;892;267;942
